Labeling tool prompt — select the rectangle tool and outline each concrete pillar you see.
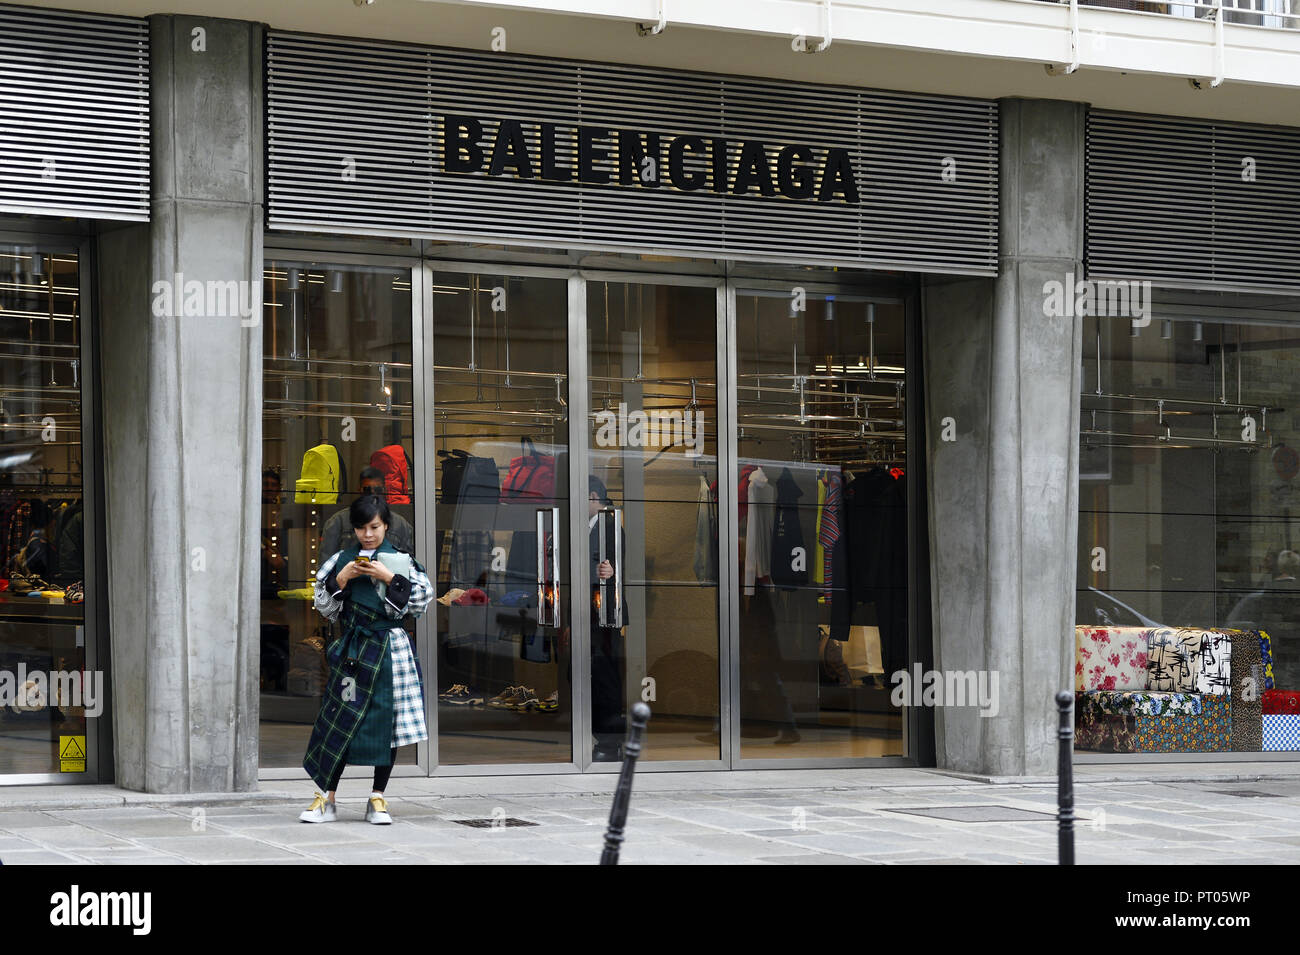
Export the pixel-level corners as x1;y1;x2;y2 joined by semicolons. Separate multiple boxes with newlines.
923;99;1085;776
97;16;263;792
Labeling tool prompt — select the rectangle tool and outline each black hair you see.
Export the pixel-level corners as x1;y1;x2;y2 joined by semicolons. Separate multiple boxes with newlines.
262;469;281;485
588;475;610;505
350;493;391;529
359;466;384;485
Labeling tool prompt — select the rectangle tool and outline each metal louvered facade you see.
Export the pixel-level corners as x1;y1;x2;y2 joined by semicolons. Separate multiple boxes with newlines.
1087;110;1300;293
266;33;998;275
0;4;150;222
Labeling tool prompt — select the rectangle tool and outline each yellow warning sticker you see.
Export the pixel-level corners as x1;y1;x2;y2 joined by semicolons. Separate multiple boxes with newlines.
59;735;86;773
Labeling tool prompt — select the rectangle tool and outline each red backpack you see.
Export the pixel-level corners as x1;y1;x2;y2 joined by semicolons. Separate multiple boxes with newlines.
370;445;411;504
502;437;556;501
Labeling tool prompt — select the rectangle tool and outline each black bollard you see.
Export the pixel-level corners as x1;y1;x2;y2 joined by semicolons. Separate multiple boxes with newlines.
1056;690;1075;866
600;702;651;866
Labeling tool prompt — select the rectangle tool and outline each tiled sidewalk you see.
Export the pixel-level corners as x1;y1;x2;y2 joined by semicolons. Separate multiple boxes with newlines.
2;766;1299;864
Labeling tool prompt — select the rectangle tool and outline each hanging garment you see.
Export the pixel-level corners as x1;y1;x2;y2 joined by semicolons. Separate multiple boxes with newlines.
743;467;775;596
693;473;717;583
369;445;412;504
817;470;842;598
831;466;907;669
296;443;342;504
813;476;827;588
769;467;807;589
440;449;499;590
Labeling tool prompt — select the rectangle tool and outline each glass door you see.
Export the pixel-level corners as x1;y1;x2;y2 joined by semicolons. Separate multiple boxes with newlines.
0;240;97;781
582;276;723;766
732;286;909;762
429;268;573;766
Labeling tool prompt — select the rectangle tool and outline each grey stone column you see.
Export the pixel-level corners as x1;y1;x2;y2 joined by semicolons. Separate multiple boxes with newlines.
97;16;263;792
922;98;1085;776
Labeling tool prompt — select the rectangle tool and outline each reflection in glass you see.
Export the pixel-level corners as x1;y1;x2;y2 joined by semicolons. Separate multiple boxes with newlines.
0;247;88;776
259;263;416;767
586;281;719;762
735;291;907;759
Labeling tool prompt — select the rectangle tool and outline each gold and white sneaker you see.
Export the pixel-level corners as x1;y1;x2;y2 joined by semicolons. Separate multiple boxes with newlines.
365;795;393;825
299;792;337;823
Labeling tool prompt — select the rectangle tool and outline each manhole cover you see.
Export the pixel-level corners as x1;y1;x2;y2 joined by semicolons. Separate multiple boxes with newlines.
887;805;1056;822
452;817;539;828
1214;790;1284;798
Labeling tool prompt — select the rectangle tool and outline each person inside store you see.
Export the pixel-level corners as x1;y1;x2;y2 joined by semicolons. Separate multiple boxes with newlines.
299;493;432;824
1228;548;1300;689
588;475;628;762
320;466;414;557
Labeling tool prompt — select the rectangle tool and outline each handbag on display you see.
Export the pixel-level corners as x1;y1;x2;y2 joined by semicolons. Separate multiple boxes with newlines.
501;437;556;501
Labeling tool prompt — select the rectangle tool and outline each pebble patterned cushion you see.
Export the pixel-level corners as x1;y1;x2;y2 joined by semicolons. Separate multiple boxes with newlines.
1231;631;1264;752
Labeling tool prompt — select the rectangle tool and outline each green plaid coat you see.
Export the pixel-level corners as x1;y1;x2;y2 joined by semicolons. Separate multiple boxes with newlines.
302;540;431;791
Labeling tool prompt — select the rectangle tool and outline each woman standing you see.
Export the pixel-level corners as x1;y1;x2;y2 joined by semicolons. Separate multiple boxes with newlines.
299;494;431;824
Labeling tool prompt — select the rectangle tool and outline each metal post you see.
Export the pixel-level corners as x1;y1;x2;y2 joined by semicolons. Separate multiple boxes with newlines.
1056;690;1075;866
599;702;651;866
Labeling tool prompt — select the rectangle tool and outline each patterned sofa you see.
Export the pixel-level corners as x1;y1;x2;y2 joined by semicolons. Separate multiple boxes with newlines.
1073;626;1276;753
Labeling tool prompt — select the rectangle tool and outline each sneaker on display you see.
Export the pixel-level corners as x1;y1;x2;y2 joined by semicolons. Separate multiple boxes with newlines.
488;685;524;709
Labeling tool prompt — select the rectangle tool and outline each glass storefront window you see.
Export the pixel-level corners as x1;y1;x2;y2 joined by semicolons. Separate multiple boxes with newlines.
0;246;89;777
735;290;908;759
259;261;415;768
1077;309;1300;754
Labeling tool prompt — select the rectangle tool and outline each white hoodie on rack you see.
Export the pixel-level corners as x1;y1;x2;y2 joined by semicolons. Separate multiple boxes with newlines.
744;467;775;596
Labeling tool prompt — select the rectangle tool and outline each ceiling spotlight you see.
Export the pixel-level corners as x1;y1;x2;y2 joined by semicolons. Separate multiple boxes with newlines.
824;296;835;321
1193;322;1204;342
287;268;300;291
329;270;343;294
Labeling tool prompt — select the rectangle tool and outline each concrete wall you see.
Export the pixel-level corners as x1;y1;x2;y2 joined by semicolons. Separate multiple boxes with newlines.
98;15;263;792
924;99;1085;776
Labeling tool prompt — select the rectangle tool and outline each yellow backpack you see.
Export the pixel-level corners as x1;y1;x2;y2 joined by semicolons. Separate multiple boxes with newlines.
295;443;341;503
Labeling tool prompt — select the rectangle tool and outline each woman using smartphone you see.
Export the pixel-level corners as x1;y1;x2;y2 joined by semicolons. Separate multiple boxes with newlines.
299;493;431;824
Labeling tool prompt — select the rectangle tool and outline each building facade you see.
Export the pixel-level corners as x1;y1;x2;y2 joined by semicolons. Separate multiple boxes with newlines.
1;0;1298;790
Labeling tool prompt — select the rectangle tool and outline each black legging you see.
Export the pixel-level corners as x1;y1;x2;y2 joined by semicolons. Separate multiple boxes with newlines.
326;747;397;792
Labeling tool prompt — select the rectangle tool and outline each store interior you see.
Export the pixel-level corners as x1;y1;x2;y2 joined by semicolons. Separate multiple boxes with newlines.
0;246;88;776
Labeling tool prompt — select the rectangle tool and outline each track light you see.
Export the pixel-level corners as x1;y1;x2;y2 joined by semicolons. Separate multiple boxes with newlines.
287;268;300;291
1161;319;1172;339
1193;322;1204;342
329;270;343;294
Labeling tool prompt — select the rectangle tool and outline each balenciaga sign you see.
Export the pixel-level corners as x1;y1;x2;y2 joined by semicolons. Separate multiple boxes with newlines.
442;116;860;204
267;33;999;274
